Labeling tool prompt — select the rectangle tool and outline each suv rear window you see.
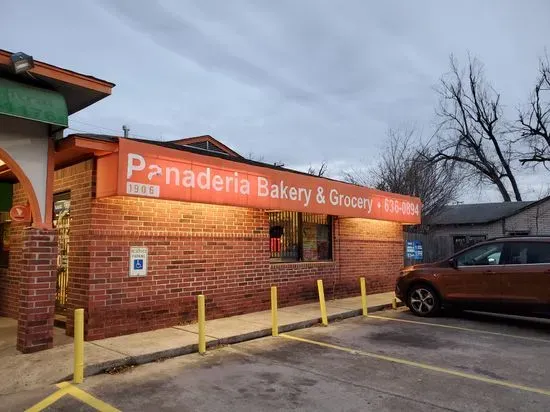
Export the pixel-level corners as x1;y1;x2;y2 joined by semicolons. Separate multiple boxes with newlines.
508;242;550;264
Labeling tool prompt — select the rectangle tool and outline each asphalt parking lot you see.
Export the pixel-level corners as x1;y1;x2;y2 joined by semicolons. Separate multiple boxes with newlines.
11;308;550;411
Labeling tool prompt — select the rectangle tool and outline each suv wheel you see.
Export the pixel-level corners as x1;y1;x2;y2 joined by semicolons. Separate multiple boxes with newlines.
407;285;440;317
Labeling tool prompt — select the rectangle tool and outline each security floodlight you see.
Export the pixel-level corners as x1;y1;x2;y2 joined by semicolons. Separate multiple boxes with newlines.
10;52;35;74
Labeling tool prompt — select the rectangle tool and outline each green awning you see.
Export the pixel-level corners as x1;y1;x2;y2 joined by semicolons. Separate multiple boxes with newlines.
0;78;68;128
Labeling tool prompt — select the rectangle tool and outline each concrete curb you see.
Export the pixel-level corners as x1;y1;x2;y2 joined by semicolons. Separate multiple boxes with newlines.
68;301;403;381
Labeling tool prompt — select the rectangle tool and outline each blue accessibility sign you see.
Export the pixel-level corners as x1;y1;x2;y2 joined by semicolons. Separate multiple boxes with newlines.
133;259;144;270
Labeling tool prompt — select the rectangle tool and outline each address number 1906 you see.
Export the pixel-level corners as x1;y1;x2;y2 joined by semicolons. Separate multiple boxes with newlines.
126;182;160;198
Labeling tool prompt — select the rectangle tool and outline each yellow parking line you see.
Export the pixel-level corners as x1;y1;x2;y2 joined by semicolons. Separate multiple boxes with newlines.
366;315;550;343
24;385;73;412
25;382;120;412
280;333;550;397
57;382;121;412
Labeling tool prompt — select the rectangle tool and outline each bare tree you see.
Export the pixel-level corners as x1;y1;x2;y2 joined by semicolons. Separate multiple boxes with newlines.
430;55;522;202
307;162;328;177
344;128;461;217
517;55;550;170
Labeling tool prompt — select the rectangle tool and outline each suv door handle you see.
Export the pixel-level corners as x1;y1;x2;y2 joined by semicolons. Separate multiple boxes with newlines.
484;270;497;275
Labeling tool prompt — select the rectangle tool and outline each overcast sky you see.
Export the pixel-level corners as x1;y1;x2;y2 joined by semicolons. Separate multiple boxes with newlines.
2;0;549;202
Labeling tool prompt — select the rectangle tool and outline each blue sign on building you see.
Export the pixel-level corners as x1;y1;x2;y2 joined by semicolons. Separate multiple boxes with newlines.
406;241;415;258
413;240;423;261
133;259;144;270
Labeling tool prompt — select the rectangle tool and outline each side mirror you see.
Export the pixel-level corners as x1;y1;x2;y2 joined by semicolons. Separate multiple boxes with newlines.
449;258;458;269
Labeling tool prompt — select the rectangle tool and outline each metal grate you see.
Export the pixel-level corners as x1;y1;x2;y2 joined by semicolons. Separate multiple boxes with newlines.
302;213;330;225
269;211;300;261
54;191;71;312
269;212;332;261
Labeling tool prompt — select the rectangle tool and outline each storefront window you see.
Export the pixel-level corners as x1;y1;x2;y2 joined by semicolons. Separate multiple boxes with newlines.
269;212;332;262
0;212;10;268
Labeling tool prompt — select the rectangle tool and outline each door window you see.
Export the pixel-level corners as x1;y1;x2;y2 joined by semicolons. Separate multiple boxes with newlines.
457;243;503;266
508;242;550;264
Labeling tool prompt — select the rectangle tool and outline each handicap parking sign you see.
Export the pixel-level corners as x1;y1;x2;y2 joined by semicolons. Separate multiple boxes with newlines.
129;247;148;277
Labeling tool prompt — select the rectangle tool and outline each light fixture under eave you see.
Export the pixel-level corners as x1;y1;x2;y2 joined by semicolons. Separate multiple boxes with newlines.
10;52;35;74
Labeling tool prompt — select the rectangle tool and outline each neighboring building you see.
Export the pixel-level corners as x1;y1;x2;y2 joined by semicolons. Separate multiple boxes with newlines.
417;197;550;261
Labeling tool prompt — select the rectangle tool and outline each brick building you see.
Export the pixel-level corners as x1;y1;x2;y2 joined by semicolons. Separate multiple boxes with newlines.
0;133;421;345
0;50;421;352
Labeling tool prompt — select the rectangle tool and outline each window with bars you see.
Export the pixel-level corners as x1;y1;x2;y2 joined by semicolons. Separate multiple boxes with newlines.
269;212;332;262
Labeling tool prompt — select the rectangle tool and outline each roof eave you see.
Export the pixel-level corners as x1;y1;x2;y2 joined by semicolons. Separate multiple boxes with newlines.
0;49;115;94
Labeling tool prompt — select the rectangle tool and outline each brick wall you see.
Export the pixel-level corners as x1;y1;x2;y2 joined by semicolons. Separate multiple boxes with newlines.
0;184;27;318
505;200;550;235
17;228;57;353
0;159;405;341
338;218;404;295
85;192;403;339
0;268;5;305
0;161;94;323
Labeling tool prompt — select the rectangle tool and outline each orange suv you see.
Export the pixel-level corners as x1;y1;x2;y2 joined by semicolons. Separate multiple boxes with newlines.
395;236;550;317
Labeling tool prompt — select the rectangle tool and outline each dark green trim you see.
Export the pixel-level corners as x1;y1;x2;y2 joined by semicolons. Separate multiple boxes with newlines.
0;182;13;212
0;78;68;127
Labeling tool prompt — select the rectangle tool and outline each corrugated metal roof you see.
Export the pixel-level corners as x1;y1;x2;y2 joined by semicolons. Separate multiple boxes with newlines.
426;201;536;225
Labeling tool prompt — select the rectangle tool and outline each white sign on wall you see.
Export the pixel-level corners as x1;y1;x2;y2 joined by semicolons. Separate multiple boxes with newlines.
129;246;148;277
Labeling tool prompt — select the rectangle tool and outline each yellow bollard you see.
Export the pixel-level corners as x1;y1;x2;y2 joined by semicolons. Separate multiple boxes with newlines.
271;286;278;336
360;277;368;317
317;279;328;326
198;294;206;354
73;308;84;384
392;294;397;310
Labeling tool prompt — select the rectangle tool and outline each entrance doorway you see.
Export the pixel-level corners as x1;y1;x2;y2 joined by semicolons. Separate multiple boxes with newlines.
53;192;70;314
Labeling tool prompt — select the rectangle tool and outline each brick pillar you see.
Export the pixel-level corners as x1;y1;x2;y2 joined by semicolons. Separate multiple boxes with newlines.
17;228;57;353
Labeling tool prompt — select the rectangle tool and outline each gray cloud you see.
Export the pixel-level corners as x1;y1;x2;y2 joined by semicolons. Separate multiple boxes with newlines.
1;0;549;201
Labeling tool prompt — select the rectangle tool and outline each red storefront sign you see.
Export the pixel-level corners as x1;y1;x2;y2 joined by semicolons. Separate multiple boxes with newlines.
96;139;422;224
